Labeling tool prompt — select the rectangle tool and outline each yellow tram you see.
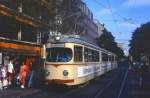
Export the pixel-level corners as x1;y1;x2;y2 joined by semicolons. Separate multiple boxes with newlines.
44;35;117;85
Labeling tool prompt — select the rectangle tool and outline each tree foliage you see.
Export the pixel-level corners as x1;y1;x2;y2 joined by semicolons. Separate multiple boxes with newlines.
129;22;150;60
96;28;124;59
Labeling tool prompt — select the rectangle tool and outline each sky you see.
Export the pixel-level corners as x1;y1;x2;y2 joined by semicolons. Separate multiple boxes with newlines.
84;0;150;55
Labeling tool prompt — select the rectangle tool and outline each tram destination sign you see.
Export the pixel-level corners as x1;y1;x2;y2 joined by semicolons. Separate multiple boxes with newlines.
51;43;64;47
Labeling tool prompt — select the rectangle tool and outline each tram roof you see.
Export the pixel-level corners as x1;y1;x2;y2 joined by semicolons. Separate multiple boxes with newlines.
48;35;115;55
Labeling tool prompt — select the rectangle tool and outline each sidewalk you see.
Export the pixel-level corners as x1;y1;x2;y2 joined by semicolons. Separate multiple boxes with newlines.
130;65;150;98
0;88;40;98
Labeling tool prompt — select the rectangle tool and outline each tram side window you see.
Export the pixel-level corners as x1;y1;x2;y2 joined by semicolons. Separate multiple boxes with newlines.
112;56;115;62
102;53;108;62
84;47;88;62
114;56;117;61
92;50;99;62
74;46;83;62
84;48;99;62
84;48;92;62
108;55;112;61
88;49;92;62
111;55;113;61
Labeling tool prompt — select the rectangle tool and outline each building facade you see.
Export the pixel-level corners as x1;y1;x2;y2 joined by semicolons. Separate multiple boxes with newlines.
0;0;54;66
0;0;104;43
49;0;103;41
0;0;53;43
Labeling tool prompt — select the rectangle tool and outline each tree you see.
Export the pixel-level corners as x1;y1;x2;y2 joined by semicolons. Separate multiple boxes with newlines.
129;22;150;61
96;28;124;59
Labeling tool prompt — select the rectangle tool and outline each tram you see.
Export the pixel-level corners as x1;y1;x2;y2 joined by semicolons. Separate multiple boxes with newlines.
44;35;117;85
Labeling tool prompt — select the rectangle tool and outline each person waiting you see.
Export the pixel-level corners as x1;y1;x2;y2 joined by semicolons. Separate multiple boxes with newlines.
1;64;8;89
7;59;14;86
19;62;29;88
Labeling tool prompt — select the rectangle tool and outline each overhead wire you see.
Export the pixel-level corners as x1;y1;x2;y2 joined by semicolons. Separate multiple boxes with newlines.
92;0;131;49
93;0;122;34
92;0;141;53
93;0;109;9
93;0;139;27
106;0;121;34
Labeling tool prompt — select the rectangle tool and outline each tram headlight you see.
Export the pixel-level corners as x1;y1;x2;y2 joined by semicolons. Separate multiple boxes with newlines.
55;36;61;41
63;70;69;76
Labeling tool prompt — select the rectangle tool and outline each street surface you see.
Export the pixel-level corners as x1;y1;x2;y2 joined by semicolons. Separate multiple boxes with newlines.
0;61;150;98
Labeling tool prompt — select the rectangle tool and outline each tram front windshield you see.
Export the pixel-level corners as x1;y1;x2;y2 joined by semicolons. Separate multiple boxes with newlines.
46;47;72;62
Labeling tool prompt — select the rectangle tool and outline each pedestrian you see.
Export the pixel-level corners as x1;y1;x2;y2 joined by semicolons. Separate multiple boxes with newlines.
139;61;149;88
12;59;21;86
27;61;36;88
1;64;8;89
19;62;29;88
7;59;14;86
14;60;20;75
0;66;3;90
